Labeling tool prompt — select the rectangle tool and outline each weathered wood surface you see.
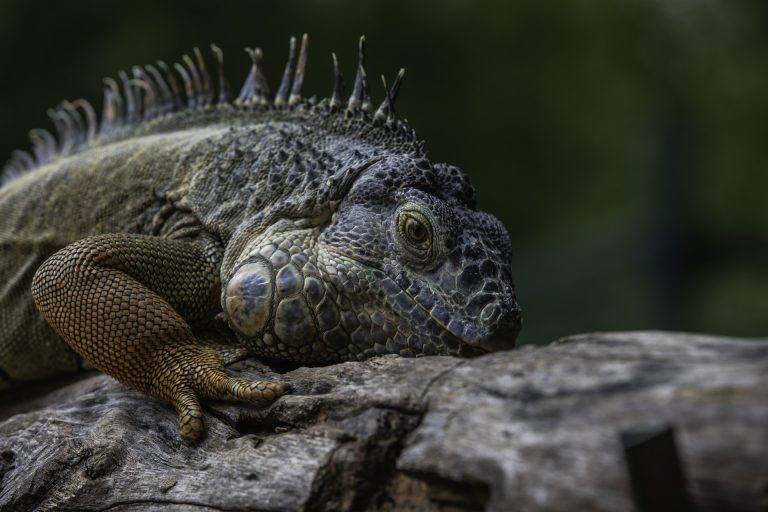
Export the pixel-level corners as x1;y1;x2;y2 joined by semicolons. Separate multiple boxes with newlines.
1;331;767;511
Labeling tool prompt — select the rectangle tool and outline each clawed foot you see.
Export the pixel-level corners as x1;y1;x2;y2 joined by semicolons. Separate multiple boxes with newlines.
157;348;286;441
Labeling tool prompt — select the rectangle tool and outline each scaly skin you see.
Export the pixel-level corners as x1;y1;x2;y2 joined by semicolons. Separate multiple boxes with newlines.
0;36;521;440
31;234;282;439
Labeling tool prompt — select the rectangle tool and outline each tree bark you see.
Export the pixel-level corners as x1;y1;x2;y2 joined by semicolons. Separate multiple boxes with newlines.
1;331;766;511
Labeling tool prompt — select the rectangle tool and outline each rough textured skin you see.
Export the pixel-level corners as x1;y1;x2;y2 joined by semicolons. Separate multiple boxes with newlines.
31;234;283;439
0;37;521;439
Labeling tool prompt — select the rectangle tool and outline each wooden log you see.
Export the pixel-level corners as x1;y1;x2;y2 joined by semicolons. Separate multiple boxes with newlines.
1;331;766;511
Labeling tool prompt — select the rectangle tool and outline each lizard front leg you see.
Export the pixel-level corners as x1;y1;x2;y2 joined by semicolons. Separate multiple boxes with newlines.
31;234;284;440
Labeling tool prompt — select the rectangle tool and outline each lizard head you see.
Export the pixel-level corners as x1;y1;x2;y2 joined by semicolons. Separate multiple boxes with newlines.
314;155;521;357
215;34;520;361
224;151;521;361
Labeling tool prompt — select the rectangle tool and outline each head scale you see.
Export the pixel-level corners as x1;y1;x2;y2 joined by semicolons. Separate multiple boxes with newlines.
224;149;521;361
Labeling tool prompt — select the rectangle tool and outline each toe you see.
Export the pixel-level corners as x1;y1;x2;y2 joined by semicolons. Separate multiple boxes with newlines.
173;387;205;441
217;375;284;405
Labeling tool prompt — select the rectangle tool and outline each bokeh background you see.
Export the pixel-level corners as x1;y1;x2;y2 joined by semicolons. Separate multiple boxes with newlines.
1;0;766;345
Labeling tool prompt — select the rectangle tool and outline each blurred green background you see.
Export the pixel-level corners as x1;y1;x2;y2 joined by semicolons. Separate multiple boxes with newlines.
1;0;766;344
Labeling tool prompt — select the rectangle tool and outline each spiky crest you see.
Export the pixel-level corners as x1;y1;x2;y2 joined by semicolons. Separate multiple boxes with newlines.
0;34;422;188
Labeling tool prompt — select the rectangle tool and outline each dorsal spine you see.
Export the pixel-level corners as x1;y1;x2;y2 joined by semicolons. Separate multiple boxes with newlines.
1;35;419;189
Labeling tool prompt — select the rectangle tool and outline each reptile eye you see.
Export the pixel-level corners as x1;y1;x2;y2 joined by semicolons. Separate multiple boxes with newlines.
397;209;434;263
404;216;428;244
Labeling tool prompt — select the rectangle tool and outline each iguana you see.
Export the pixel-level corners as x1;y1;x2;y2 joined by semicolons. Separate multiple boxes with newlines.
0;35;521;440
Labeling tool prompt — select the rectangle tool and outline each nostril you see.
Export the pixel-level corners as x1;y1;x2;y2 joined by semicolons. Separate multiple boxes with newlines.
479;302;501;325
477;304;522;352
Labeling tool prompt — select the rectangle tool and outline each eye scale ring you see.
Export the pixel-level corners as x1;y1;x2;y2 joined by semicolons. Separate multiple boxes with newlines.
396;207;435;263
